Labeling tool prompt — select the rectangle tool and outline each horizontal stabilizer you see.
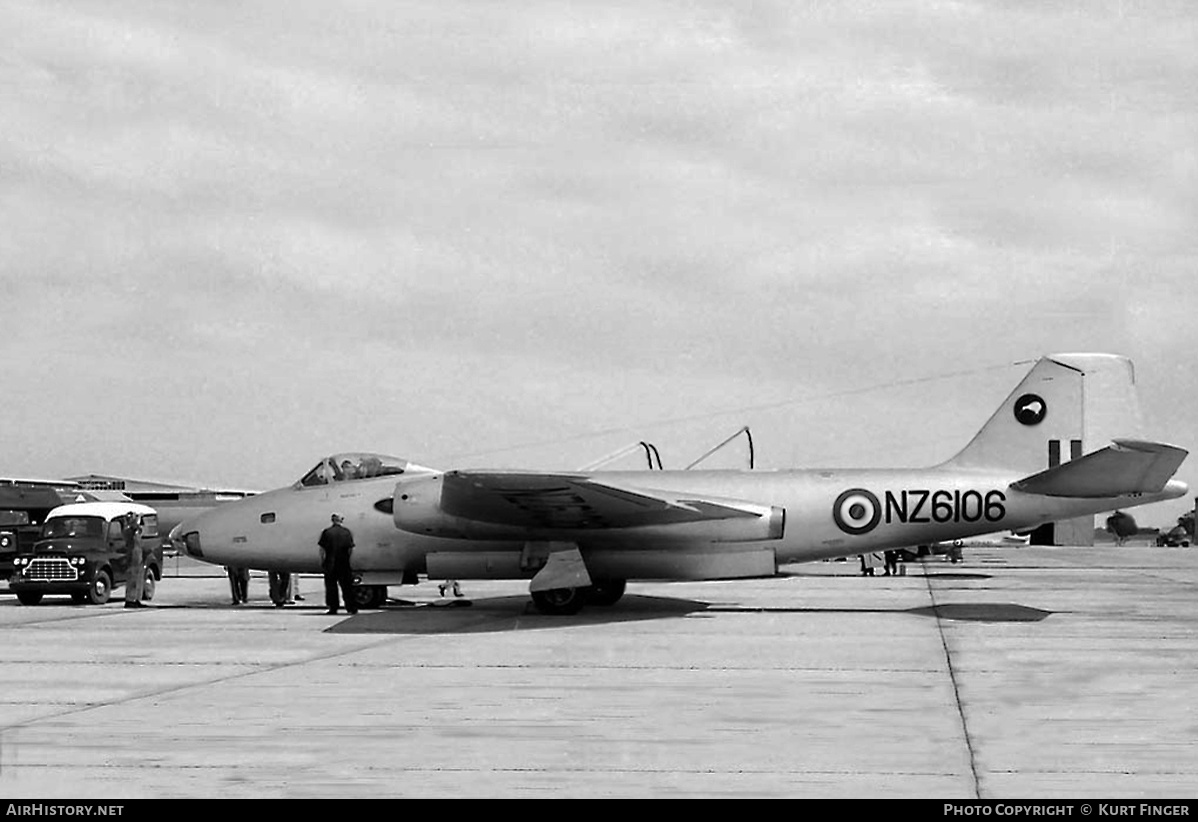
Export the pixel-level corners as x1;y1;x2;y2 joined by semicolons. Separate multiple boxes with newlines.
1010;439;1188;498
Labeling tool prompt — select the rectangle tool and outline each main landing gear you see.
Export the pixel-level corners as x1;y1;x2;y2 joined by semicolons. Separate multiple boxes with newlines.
529;579;627;615
351;584;387;610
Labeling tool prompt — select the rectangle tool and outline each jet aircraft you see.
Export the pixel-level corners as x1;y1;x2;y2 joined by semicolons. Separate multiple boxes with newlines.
171;353;1189;614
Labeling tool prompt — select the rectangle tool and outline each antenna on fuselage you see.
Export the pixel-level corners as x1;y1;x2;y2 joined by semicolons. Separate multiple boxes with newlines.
579;441;663;471
685;426;754;470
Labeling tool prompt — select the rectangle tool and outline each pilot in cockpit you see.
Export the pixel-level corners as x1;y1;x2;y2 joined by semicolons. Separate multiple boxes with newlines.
358;455;382;479
301;454;415;487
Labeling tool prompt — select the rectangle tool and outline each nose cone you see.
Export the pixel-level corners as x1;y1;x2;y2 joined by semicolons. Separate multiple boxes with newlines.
170;515;204;559
171;504;237;564
167;521;188;554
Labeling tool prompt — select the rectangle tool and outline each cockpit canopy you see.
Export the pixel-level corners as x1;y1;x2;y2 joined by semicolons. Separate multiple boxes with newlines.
298;453;435;487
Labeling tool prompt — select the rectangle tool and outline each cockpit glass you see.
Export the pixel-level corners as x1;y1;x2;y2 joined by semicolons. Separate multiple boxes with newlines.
298;453;416;487
43;516;104;539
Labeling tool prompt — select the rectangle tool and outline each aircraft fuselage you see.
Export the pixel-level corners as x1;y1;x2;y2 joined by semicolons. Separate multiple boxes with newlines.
174;467;1187;581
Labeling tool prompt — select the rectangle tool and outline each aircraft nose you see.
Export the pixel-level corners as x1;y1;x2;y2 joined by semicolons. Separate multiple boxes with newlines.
170;516;206;559
168;521;186;553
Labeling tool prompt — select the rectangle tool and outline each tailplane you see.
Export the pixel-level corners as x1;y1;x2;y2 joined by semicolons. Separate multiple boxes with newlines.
942;353;1144;475
1011;439;1187;498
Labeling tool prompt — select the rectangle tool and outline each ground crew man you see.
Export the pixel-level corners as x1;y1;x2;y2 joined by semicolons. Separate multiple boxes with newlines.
269;570;292;608
123;511;146;608
226;565;250;604
318;514;357;615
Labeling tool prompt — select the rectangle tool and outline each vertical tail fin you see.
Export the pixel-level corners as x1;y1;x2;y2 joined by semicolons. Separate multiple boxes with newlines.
942;353;1143;475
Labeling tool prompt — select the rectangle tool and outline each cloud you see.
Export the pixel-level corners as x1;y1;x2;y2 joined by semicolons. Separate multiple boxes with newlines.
0;0;1195;521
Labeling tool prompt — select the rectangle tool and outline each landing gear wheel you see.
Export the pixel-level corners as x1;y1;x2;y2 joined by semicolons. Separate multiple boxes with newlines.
586;579;627;606
141;568;156;602
16;591;43;606
352;584;387;610
530;587;588;615
87;570;112;605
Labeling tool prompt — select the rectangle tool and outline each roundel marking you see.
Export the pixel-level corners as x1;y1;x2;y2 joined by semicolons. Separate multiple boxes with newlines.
1014;393;1047;426
833;488;881;535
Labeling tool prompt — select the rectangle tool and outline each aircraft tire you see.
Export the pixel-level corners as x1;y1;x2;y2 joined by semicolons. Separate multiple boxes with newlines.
16;591;43;606
87;570;112;605
585;579;626;606
142;568;156;601
352;584;387;610
530;587;588;616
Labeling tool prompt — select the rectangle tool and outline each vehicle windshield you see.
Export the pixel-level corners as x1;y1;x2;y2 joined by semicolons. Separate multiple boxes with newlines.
298;453;427;487
42;516;105;539
0;510;31;527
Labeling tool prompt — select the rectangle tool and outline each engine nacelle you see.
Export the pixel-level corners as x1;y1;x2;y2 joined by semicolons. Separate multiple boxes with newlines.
393;473;532;540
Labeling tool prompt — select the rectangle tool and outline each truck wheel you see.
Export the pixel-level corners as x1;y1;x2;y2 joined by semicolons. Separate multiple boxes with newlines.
142;568;157;601
16;591;43;606
87;570;112;605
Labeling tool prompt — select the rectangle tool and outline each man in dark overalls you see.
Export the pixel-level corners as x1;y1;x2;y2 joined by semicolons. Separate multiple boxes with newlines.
123;511;146;608
318;514;356;615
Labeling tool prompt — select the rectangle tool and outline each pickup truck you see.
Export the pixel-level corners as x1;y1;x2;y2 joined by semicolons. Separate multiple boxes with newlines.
8;501;163;605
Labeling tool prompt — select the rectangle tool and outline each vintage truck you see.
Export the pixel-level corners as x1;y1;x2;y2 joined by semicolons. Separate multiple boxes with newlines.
0;483;74;563
8;501;163;605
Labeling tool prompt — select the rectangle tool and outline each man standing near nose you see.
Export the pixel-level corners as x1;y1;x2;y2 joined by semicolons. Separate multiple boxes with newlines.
123;511;147;609
318;513;356;615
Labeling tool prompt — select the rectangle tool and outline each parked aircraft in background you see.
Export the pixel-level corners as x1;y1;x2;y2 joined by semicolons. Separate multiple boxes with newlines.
2;476;254;566
171;353;1188;614
1104;510;1140;545
897;529;1031;563
62;475;256;539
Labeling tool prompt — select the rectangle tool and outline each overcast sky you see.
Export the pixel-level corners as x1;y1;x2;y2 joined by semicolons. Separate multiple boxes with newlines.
2;0;1196;526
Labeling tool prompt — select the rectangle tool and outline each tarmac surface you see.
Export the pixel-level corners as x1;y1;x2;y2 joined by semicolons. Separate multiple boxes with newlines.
0;546;1196;799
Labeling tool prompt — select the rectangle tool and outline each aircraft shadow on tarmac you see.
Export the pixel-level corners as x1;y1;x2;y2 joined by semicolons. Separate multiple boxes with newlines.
705;602;1052;623
777;570;993;581
325;594;709;634
906;603;1052;622
324;594;1052;634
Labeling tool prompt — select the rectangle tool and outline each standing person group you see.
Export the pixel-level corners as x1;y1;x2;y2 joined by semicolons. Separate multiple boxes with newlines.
210;515;358;612
859;552;881;576
319;513;357;615
123;511;148;609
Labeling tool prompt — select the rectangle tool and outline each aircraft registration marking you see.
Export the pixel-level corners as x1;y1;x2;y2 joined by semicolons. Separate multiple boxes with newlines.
834;488;1006;535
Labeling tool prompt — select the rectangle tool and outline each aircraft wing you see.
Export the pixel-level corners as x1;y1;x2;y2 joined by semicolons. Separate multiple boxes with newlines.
1010;439;1188;498
438;471;767;530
